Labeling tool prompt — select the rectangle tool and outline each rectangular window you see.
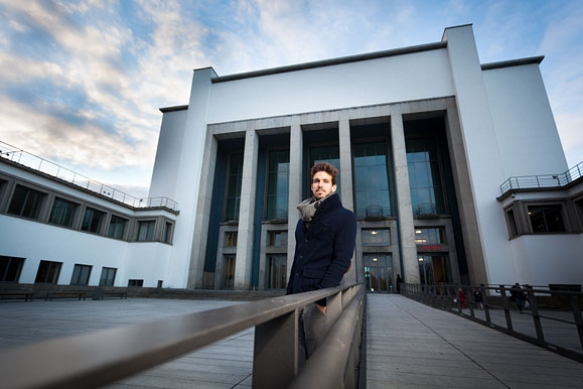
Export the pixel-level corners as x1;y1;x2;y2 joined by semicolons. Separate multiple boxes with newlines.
225;232;238;247
164;222;173;244
224;153;243;221
363;254;393;292
266;255;287;290
267;231;288;247
506;208;519;238
108;215;127;239
223;255;236;289
137;220;156;241
71;264;92;285
310;146;341;198
265;150;290;220
414;227;445;244
35;260;62;284
406;138;446;216
362;229;391;246
81;207;105;233
353;142;391;219
0;255;25;283
7;185;46;220
99;267;117;286
528;205;566;233
49;197;77;227
128;279;144;287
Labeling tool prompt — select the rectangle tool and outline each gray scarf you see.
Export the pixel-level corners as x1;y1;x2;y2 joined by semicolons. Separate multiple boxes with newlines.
297;193;333;225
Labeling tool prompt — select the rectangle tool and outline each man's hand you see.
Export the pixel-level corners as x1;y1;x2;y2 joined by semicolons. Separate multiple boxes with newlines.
316;303;327;314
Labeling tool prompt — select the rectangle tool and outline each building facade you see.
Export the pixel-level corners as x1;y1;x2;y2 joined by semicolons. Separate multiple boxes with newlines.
1;25;582;291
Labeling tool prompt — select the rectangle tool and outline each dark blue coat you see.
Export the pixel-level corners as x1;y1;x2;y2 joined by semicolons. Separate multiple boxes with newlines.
286;193;357;297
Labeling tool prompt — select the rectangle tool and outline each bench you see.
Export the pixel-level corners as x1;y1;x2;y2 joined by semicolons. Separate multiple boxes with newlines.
0;291;34;302
44;291;87;301
101;292;127;300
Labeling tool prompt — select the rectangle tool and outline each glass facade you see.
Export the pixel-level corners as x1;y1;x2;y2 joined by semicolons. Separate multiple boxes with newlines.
265;150;290;220
406;138;446;216
353;142;391;219
418;254;449;285
363;254;393;292
224;153;243;221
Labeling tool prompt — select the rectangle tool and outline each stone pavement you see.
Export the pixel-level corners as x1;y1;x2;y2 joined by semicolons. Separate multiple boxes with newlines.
1;294;582;388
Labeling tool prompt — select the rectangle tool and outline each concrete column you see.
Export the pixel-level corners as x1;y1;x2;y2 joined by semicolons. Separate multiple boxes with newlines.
234;127;259;289
287;116;302;281
338;114;358;285
391;113;419;284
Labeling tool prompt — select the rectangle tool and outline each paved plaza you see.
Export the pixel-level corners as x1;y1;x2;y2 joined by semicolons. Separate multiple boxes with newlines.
1;294;582;388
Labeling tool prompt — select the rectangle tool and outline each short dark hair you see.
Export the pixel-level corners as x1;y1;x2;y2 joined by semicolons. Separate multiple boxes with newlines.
311;162;339;185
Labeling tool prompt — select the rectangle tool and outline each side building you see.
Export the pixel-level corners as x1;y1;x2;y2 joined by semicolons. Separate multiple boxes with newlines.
1;24;582;292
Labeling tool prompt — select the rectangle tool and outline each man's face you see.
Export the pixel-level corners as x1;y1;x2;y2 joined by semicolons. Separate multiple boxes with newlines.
311;170;336;200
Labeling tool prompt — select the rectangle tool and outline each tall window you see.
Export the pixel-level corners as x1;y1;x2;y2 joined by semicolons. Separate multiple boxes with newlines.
99;267;117;286
137;220;156;241
81;207;105;233
363;254;392;292
406;138;446;216
164;222;173;244
418;254;449;285
49;198;77;227
35;260;62;283
266;255;287;290
7;185;46;220
353;142;391;218
0;255;25;283
265;150;290;220
71;264;92;285
224;153;243;221
528;205;565;233
108;215;127;239
223;256;236;289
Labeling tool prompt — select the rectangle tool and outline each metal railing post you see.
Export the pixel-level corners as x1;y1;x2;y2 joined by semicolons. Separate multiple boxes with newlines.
570;294;583;351
525;285;545;344
500;285;514;333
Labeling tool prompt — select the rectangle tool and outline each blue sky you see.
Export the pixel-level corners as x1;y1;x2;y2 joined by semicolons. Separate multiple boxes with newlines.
1;0;582;199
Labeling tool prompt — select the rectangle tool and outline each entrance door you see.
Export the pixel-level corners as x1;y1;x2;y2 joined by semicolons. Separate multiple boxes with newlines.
418;254;449;285
363;254;393;292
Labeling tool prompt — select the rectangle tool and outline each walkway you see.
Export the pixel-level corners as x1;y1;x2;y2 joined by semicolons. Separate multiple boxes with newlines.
0;294;582;388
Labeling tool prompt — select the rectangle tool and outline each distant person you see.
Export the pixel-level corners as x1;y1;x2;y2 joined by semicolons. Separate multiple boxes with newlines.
473;289;484;310
286;162;357;368
396;274;402;293
510;283;524;313
458;288;467;309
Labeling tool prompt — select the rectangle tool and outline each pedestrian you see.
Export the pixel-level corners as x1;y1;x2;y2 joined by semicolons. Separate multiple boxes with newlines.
396;274;402;293
473;289;484;310
458;288;467;309
510;283;524;313
286;162;357;368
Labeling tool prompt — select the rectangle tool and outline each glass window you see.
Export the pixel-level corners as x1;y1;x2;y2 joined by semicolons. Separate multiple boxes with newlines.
418;254;450;285
71;264;92;285
0;255;25;282
99;267;116;286
414;227;445;244
108;215;127;239
363;254;392;292
225;232;238;247
49;198;77;227
266;255;287;290
137;220;156;241
362;229;391;245
265;150;290;220
353;142;391;218
506;209;518;238
35;260;62;283
164;222;173;244
128;279;144;287
7;185;46;220
224;153;243;221
81;207;105;233
406;138;446;216
267;231;288;247
223;255;236;289
528;205;565;233
575;198;583;231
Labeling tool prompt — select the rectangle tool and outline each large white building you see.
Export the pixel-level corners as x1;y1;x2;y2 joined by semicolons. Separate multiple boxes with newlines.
1;25;582;292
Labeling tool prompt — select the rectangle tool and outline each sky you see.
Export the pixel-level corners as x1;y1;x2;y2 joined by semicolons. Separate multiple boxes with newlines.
0;0;582;199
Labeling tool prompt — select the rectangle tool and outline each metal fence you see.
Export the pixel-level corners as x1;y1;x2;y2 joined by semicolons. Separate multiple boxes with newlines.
401;283;583;363
499;160;583;194
0;284;365;389
0;141;178;211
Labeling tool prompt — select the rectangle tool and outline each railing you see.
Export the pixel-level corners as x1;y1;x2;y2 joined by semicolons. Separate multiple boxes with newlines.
0;284;365;389
499;160;583;194
401;283;583;363
0;141;178;211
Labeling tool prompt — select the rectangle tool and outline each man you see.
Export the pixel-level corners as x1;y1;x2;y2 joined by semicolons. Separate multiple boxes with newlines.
286;162;357;366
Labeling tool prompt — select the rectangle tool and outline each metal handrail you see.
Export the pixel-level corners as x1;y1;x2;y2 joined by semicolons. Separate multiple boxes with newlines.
0;141;178;211
0;284;365;389
499;160;583;194
401;283;583;363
